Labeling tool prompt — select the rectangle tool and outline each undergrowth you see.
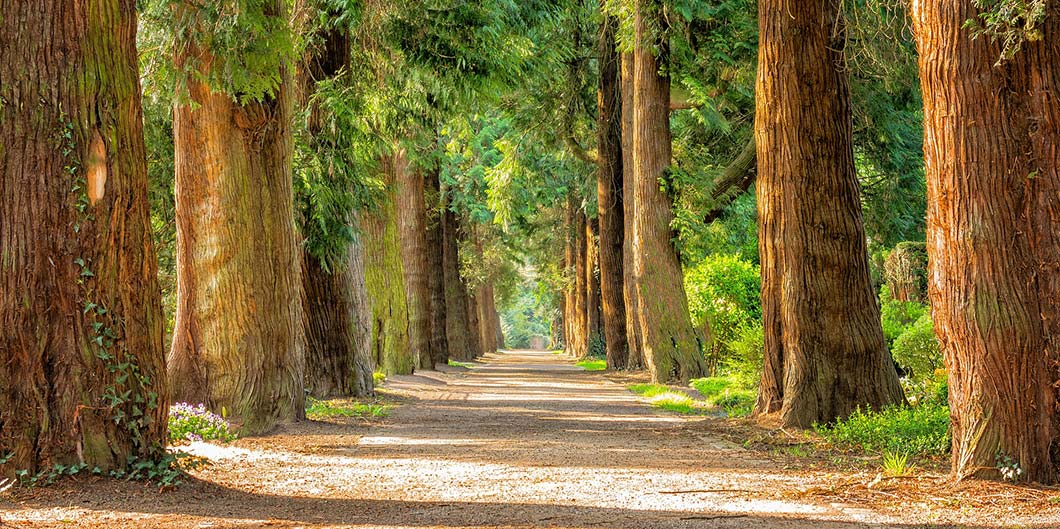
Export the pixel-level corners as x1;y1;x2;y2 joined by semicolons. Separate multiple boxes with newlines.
575;358;606;371
690;376;756;417
305;397;389;420
816;403;951;456
627;384;710;415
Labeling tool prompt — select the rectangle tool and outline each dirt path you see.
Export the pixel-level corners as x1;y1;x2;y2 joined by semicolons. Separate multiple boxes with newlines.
0;350;1035;528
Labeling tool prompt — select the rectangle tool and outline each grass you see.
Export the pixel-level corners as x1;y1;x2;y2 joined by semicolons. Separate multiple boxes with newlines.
373;371;386;387
815;403;950;456
690;376;756;417
305;397;390;420
575;358;606;371
882;451;915;476
627;383;710;415
447;359;475;369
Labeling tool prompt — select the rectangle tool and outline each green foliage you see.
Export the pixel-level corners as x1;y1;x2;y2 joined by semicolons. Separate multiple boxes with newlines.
892;314;942;381
684;254;761;371
882;451;915;476
373;371;387;387
690;376;755;417
448;360;476;369
141;0;297;103
305;397;390;420
168;403;237;444
500;285;553;349
817;404;951;456
879;287;928;348
575;359;606;371
966;0;1047;63
725;323;764;387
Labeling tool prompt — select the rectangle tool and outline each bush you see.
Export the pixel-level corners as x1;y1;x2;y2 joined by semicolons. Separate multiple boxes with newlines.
892;313;942;380
724;323;763;386
879;286;928;347
168;403;236;444
817;403;951;456
684;255;761;371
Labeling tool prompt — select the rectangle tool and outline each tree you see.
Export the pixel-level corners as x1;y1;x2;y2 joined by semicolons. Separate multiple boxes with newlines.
166;0;306;434
442;207;476;361
912;1;1060;483
393;149;434;370
364;158;414;375
295;0;375;397
631;0;708;382
753;0;904;428
621;52;644;369
597;12;629;369
425;168;451;365
0;0;167;474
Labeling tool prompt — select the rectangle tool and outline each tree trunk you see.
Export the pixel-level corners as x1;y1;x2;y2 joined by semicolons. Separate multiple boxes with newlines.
302;236;374;398
476;283;500;355
425;168;449;365
632;0;707;382
363;159;414;375
621;52;644;370
753;0;904;428
572;207;589;358
442;207;475;361
467;289;484;358
169;2;306;434
296;0;373;398
586;217;603;355
0;0;166;474
597;13;629;369
913;2;1060;483
393;149;433;370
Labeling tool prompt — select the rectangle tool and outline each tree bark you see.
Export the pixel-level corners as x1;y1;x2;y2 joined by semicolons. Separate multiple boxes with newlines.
467;289;484;357
0;0;167;474
632;0;707;382
572;206;589;358
597;12;629;369
425;168;449;365
302;237;374;397
753;0;905;428
363;158;414;375
442;207;475;361
913;2;1060;483
296;0;373;398
621;52;644;370
586;217;603;355
169;1;306;434
393;149;434;370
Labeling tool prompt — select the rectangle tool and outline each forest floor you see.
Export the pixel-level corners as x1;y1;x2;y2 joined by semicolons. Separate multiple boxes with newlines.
3;349;1058;528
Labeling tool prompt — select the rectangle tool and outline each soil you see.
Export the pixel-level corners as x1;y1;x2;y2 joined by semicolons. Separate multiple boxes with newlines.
2;349;1057;528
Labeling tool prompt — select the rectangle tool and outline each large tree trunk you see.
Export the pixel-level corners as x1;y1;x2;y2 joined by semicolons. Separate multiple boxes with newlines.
632;0;707;382
363;159;414;375
597;13;629;369
442;207;475;361
621;52;644;370
425;168;450;365
0;0;166;474
169;1;306;434
296;0;373;398
302;237;374;397
467;289;484;357
913;2;1060;483
393;149;434;370
753;0;904;428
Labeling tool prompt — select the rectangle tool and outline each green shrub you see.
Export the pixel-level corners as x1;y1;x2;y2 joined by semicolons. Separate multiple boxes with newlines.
879;287;928;347
724;323;764;386
575;358;606;371
627;384;708;415
817;403;951;456
892;313;942;380
306;397;389;419
684;255;761;371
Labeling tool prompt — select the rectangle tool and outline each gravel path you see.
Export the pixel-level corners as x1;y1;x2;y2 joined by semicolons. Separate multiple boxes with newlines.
0;349;955;528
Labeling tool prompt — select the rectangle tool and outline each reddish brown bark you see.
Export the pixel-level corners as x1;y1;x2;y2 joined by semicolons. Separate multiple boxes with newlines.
393;149;433;370
0;0;166;474
442;207;475;361
597;13;629;369
586;217;603;355
571;206;589;358
753;0;904;428
620;52;644;370
425;168;449;365
632;0;707;382
169;1;306;434
913;2;1060;483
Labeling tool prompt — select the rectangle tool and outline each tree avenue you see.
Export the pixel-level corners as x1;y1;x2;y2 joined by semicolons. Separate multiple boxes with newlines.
4;0;1060;493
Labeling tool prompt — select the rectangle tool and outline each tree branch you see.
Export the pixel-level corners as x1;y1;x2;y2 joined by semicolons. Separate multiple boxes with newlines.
703;136;757;224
